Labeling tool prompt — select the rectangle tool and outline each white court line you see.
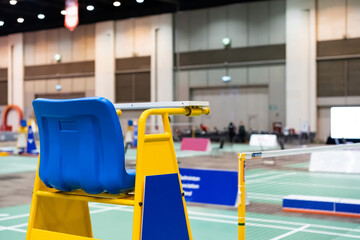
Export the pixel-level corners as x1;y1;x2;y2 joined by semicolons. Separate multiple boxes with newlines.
188;211;360;233
88;204;360;234
248;180;360;190
98;206;360;237
270;224;310;240
0;214;9;217
189;216;360;239
0;223;28;233
248;192;283;200
248;192;283;198
247;172;296;183
0;213;29;222
247;196;282;201
245;172;278;179
2;205;360;238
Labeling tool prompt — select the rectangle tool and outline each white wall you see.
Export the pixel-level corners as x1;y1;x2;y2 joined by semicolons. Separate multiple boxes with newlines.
0;36;8;68
115;14;173;103
318;0;360;41
175;64;285;131
24;24;95;65
192;87;269;132
151;14;173;102
6;34;24;131
95;21;115;101
286;0;316;132
8;33;24;110
174;1;286;131
175;0;286;52
316;0;360;141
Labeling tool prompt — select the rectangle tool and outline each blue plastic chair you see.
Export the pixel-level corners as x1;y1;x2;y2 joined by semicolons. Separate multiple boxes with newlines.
32;97;135;194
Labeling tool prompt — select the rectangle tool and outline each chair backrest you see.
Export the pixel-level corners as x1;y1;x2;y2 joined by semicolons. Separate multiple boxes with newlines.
33;97;135;194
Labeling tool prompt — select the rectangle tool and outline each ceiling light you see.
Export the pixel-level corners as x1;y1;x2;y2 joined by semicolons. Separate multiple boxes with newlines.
86;5;94;11
113;1;121;7
9;0;17;5
17;18;24;23
61;10;67;15
0;21;4;26
136;0;144;3
38;14;45;20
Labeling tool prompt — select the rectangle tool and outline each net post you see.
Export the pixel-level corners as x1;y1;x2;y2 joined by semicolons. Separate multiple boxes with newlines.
238;153;246;240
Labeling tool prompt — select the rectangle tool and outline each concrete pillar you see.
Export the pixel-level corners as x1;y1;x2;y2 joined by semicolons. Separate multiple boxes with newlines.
151;14;173;103
7;33;24;110
95;21;115;102
150;14;174;130
286;0;317;132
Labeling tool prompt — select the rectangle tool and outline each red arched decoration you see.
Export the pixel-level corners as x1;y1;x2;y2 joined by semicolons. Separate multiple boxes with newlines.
0;105;23;131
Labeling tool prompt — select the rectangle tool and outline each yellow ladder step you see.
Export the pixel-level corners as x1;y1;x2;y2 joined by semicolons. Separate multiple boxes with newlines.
30;228;99;240
36;190;135;206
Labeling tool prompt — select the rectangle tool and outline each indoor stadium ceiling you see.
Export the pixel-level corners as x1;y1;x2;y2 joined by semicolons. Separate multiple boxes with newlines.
0;0;264;36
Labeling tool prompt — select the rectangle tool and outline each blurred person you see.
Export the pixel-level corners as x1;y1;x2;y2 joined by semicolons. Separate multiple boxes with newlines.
228;122;235;142
238;121;246;143
200;123;208;133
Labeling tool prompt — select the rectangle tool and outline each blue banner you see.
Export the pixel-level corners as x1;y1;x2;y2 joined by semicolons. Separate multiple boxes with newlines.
179;168;238;206
133;124;138;147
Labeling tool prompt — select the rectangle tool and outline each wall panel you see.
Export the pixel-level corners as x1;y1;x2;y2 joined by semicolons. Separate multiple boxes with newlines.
347;59;360;96
134;17;152;56
0;81;7;105
228;67;247;85
175;71;189;100
115;19;135;58
189;9;208;51
208;68;226;86
347;0;360;38
317;0;346;41
85;25;95;61
0;36;8;68
189;70;207;87
248;1;269;46
46;29;59;64
269;0;286;44
269;65;286;127
72;26;87;62
58;28;73;63
248;66;269;84
317;60;345;97
34;30;47;65
175;12;190;52
72;77;86;92
24;32;35;66
208;6;227;50
317;107;330;142
191;87;269;131
228;4;248;48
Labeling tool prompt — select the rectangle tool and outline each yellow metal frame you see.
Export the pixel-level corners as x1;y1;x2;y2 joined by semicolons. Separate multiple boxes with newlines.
238;153;246;240
26;106;210;240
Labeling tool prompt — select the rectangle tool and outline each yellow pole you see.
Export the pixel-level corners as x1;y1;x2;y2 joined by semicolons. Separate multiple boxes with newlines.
238;153;246;240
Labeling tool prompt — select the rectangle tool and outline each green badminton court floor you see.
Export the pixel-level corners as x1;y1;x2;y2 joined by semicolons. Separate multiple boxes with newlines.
1;146;360;239
1;203;360;240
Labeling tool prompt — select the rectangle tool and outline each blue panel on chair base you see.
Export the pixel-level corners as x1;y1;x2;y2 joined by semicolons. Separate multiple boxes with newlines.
283;195;360;217
141;173;190;240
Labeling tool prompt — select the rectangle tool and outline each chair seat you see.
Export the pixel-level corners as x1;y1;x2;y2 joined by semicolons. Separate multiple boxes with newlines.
33;97;136;194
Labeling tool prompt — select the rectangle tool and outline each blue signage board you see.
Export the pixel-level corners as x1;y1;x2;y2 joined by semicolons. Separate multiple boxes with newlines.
133;124;138;147
179;168;238;206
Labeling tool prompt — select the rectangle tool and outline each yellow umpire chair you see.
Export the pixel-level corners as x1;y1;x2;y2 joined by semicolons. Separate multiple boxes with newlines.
26;97;210;240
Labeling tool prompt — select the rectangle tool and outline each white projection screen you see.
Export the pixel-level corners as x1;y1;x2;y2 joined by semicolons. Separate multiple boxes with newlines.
331;107;360;139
